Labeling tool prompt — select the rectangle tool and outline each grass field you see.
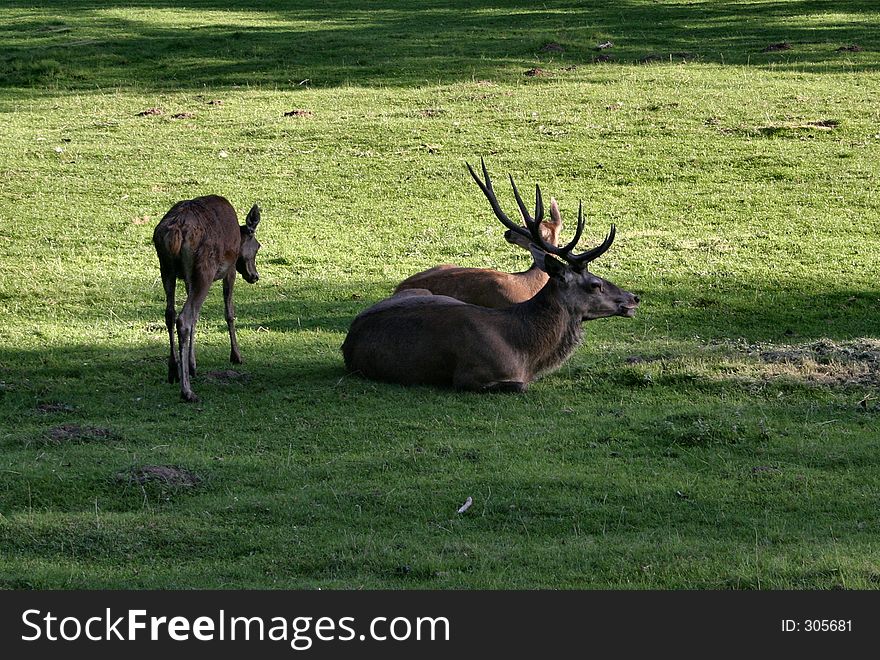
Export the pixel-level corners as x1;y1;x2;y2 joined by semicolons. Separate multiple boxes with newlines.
0;0;878;588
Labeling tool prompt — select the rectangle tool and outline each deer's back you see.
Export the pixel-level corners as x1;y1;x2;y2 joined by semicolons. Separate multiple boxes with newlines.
153;195;241;279
395;265;544;308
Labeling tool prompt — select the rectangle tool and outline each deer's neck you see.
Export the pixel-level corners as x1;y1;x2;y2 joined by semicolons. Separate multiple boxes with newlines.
510;265;550;299
511;282;583;377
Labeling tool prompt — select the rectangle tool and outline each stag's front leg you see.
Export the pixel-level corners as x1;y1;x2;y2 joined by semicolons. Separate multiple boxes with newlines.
160;265;179;383
176;272;212;402
223;270;242;364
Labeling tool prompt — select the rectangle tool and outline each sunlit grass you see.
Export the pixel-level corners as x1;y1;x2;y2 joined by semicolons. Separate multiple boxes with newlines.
0;0;878;589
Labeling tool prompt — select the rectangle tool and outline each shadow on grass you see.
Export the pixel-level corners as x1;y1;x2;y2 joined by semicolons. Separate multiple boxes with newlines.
1;0;878;90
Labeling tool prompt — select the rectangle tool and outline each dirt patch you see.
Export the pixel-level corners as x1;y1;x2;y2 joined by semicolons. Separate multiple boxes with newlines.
562;64;579;71
171;112;196;119
836;44;862;52
754;119;839;136
283;109;313;118
136;107;163;117
640;52;697;63
207;99;224;105
36;403;76;414
624;355;666;365
804;119;839;129
419;108;444;118
204;369;251;383
593;55;613;64
524;67;547;77
132;215;152;225
540;42;565;53
116;465;202;488
763;42;792;52
44;424;117;444
749;339;880;387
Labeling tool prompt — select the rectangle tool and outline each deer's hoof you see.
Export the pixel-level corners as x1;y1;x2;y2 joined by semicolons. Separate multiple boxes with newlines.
230;352;243;364
180;391;199;403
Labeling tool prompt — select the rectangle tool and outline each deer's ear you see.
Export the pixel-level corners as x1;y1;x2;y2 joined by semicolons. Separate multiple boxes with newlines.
528;244;567;280
245;204;261;232
548;197;562;226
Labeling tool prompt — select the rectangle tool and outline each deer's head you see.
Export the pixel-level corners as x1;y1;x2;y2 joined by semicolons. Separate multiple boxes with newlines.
468;158;639;320
237;204;262;284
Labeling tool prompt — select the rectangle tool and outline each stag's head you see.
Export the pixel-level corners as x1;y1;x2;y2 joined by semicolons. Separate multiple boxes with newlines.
237;204;262;284
467;158;640;320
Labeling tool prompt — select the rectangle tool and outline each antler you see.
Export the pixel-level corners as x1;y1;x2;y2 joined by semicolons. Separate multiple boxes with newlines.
467;157;543;241
467;158;615;268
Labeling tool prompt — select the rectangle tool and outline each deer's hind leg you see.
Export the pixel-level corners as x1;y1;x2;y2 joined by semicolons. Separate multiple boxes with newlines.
176;270;212;402
452;356;528;394
159;261;179;384
183;279;197;377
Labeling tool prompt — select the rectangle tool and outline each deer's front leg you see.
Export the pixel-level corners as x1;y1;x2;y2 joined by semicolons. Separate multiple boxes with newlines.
224;270;242;364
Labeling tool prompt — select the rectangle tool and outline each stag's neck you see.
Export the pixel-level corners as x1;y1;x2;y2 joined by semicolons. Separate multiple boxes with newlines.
510;282;583;377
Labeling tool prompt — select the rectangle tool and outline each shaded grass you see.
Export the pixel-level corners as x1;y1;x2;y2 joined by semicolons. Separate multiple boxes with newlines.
0;0;879;589
1;0;879;90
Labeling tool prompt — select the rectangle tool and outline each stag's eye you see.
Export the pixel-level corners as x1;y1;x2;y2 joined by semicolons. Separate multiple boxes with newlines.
590;281;603;293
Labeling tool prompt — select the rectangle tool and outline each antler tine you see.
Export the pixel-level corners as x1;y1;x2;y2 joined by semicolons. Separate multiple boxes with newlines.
571;222;616;265
508;174;541;235
533;200;615;267
556;200;586;255
534;183;544;224
467;159;532;240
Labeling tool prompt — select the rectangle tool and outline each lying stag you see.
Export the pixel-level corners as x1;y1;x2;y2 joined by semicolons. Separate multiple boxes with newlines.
394;181;563;307
153;195;262;402
342;162;639;392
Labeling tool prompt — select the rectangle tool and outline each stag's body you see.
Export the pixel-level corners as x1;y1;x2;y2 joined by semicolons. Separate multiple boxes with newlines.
153;195;261;402
394;202;563;308
342;161;639;392
343;282;592;392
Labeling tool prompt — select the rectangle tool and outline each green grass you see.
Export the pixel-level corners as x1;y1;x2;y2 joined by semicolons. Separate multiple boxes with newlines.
1;0;879;589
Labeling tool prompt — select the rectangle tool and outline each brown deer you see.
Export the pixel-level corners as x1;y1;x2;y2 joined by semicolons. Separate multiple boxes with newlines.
394;191;564;308
342;160;640;392
153;195;262;402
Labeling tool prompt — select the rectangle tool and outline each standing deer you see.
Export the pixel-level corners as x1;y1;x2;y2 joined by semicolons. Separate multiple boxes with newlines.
153;195;262;402
342;160;640;392
394;193;564;308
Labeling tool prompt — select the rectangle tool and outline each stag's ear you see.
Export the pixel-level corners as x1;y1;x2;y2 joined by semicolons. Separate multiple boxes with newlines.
528;243;567;281
245;204;261;233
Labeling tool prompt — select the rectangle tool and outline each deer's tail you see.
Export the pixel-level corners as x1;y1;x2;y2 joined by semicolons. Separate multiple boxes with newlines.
153;222;183;257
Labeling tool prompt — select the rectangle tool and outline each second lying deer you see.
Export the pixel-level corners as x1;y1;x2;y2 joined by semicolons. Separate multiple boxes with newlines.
394;172;564;307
